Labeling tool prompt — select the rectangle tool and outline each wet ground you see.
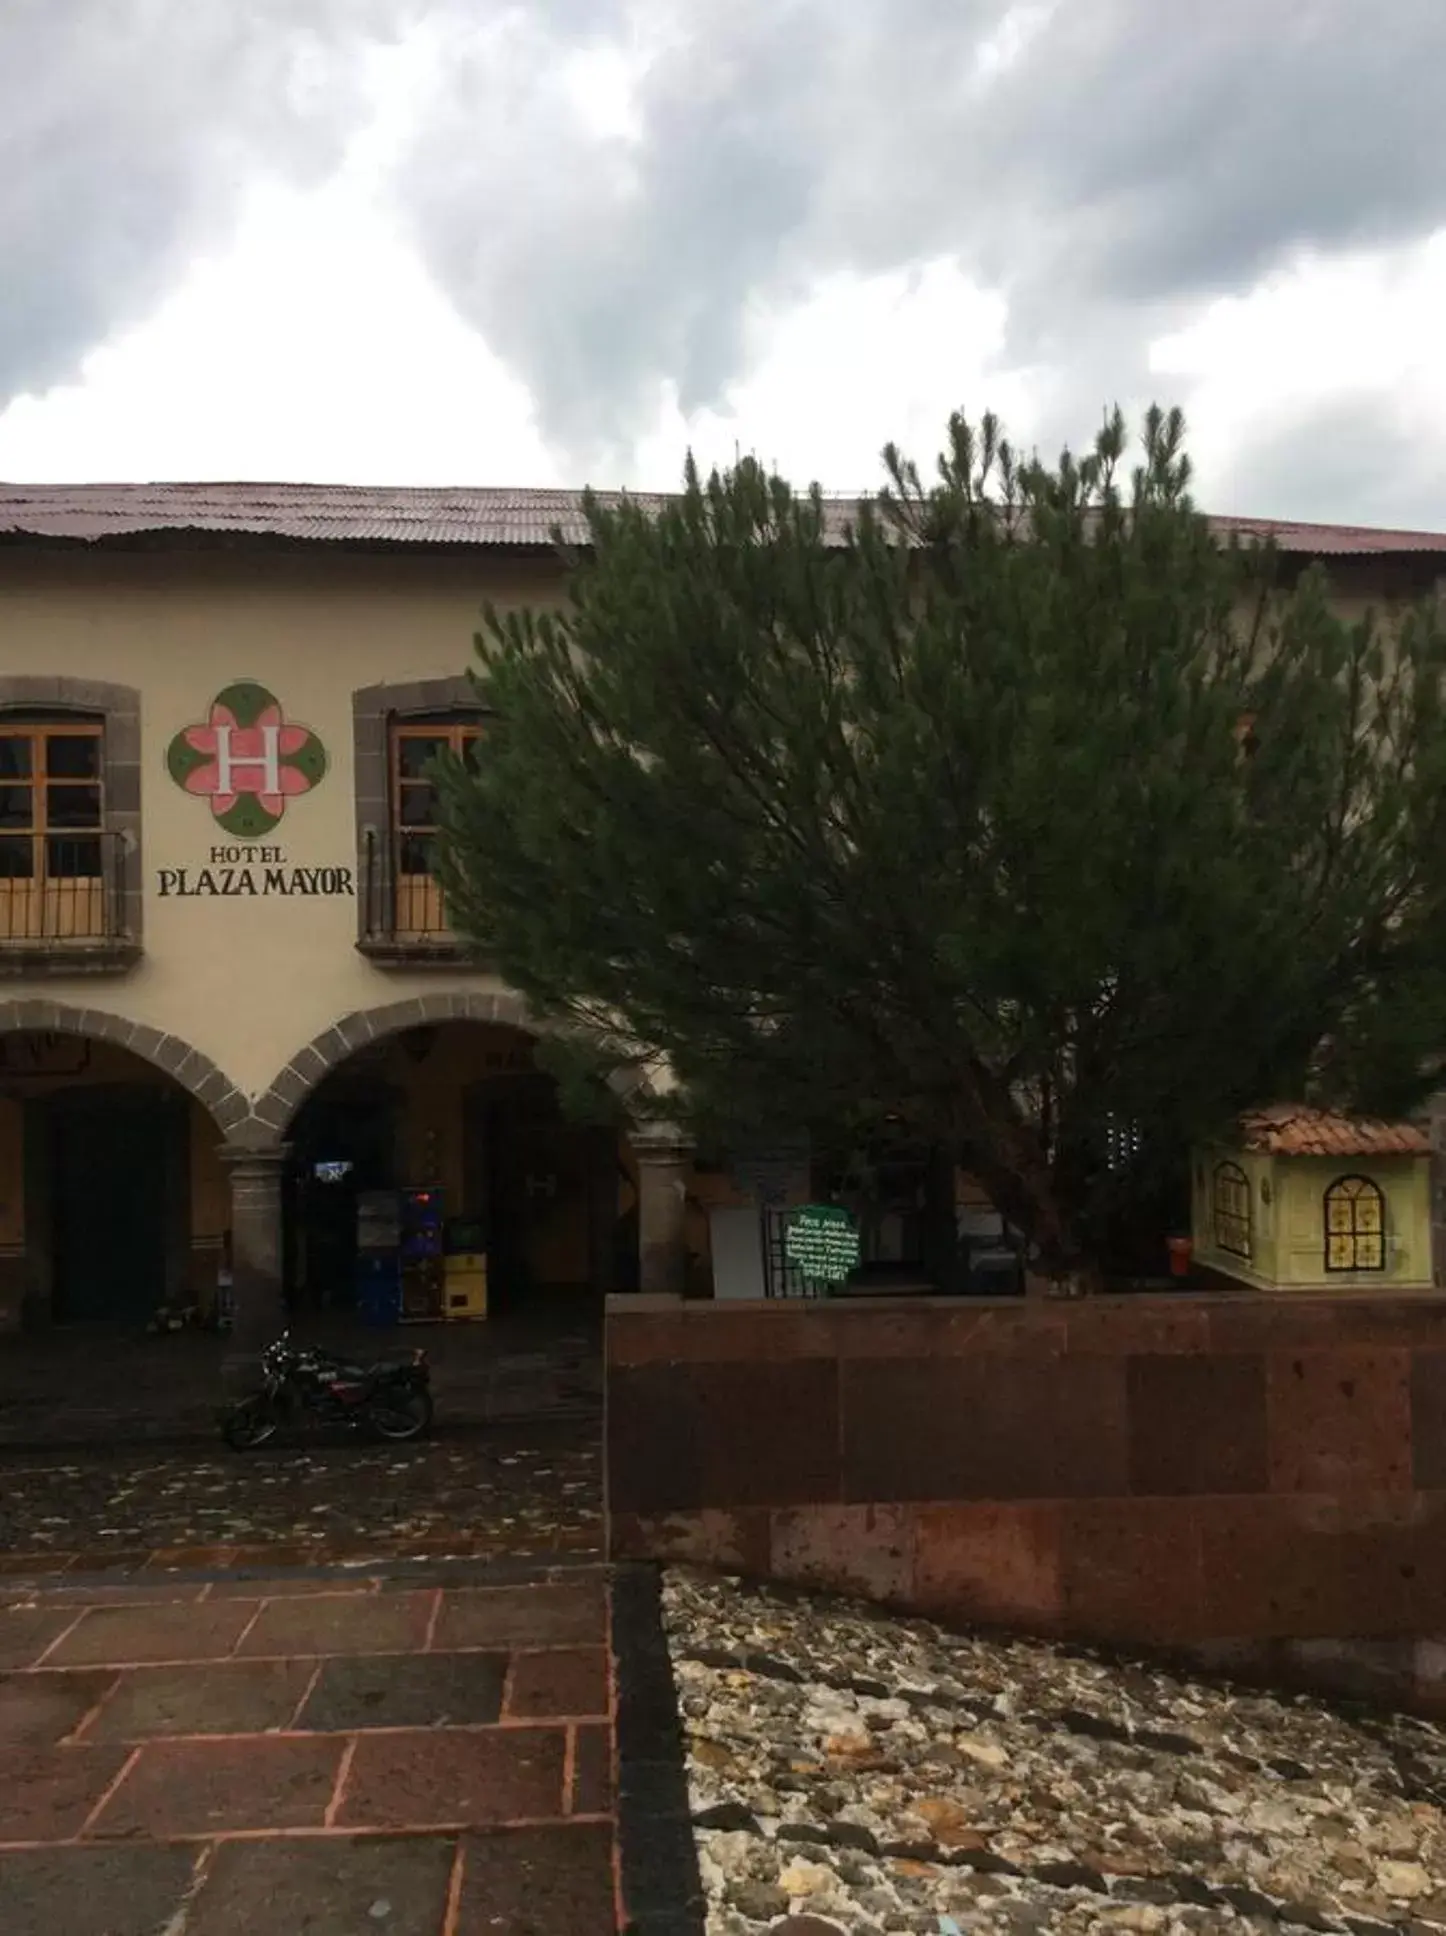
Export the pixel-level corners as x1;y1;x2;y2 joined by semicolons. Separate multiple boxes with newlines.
0;1306;603;1451
0;1559;620;1935
0;1322;640;1928
0;1422;601;1573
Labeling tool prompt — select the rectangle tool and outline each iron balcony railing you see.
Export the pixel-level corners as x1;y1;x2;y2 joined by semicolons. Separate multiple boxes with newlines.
0;830;130;945
360;827;460;950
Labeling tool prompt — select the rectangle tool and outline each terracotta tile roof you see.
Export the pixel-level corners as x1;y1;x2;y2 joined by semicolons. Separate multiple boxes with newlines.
0;481;1444;557
1238;1104;1430;1157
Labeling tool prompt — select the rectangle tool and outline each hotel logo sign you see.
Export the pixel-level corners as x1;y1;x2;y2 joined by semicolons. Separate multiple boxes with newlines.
166;680;327;840
161;681;354;901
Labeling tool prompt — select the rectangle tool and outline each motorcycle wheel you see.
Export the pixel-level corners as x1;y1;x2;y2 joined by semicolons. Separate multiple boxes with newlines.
221;1395;280;1451
366;1387;433;1442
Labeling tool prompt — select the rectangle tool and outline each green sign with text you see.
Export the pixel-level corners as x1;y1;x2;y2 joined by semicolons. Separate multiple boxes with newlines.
784;1203;861;1287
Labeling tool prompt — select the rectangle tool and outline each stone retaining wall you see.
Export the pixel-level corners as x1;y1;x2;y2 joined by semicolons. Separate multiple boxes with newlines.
604;1291;1446;1712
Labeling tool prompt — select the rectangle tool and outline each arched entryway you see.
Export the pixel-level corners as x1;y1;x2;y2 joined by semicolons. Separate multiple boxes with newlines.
253;994;662;1329
286;1061;404;1313
219;995;692;1344
0;1001;241;1330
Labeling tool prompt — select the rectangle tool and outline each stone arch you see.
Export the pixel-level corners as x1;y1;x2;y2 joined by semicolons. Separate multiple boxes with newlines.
0;998;249;1135
250;990;653;1139
0;676;145;951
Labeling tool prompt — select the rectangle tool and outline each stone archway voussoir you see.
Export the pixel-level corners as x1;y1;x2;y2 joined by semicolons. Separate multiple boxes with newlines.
0;998;247;1135
249;987;634;1137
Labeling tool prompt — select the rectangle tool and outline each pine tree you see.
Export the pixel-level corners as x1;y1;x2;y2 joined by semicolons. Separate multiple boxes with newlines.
435;407;1446;1288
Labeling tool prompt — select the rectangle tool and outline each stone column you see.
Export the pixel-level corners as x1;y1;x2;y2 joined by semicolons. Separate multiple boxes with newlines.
632;1122;695;1296
221;1143;289;1385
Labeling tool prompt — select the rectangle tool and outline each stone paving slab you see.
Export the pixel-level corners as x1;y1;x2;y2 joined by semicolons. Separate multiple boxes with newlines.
92;1734;347;1838
0;1608;84;1668
298;1652;510;1730
45;1599;262;1666
434;1576;608;1650
0;1668;113;1749
458;1825;619;1934
186;1835;458;1936
0;1844;203;1936
572;1720;616;1815
0;1558;623;1933
235;1587;437;1658
186;1834;458;1936
0;1744;132;1841
506;1644;611;1718
340;1726;570;1830
81;1658;317;1741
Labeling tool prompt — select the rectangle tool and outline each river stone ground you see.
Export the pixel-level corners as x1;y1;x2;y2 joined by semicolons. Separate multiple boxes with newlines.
662;1568;1446;1936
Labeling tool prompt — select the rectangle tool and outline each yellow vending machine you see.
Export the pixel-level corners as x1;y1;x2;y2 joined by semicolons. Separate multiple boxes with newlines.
444;1217;488;1321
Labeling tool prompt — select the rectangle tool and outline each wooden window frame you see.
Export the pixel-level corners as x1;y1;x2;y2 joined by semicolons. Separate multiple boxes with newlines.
0;681;142;973
389;718;483;939
352;678;488;964
1212;1160;1252;1260
1324;1173;1386;1273
1;714;105;862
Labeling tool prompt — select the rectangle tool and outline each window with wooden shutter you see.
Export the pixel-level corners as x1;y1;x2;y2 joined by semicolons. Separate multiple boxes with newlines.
389;720;483;937
0;719;107;940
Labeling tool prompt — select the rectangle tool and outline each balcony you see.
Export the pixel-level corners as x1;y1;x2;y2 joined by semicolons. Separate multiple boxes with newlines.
0;831;140;974
357;828;477;965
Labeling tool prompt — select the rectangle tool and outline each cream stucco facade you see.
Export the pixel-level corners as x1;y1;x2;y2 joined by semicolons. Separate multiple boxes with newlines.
0;532;700;1341
1;490;1443;1339
2;546;563;1095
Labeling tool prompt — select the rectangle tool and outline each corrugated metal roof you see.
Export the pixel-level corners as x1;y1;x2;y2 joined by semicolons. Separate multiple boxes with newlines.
1209;515;1446;557
0;482;635;547
0;481;1443;556
0;481;861;549
1238;1104;1430;1157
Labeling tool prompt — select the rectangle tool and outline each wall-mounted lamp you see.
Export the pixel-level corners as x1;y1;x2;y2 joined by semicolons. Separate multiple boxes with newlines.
401;1027;437;1064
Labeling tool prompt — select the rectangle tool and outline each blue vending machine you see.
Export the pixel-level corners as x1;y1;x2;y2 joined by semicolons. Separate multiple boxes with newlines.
355;1190;402;1327
399;1187;445;1324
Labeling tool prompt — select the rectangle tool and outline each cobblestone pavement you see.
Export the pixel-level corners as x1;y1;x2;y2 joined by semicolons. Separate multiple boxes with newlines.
0;1312;602;1450
665;1568;1446;1936
0;1422;601;1575
0;1560;619;1934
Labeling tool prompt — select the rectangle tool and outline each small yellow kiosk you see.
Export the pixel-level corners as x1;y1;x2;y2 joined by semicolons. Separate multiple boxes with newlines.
443;1218;489;1321
1191;1105;1433;1292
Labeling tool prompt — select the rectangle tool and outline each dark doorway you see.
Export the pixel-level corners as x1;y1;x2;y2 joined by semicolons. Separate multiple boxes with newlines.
49;1085;184;1323
464;1078;615;1317
286;1078;400;1310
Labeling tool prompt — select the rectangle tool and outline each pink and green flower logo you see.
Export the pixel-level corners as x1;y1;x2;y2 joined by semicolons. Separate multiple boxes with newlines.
166;682;328;839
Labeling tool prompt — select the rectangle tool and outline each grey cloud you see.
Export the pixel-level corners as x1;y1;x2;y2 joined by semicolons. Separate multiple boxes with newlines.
396;0;1446;468
398;3;832;459
0;0;405;404
1209;394;1446;530
6;0;1446;497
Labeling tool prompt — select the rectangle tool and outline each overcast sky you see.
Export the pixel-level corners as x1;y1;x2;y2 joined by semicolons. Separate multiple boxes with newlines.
2;0;1445;525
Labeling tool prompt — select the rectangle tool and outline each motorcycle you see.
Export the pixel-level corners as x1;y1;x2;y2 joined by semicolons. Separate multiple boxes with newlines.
220;1333;434;1450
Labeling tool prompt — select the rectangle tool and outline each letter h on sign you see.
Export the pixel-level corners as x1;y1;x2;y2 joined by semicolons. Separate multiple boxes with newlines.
214;723;281;798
